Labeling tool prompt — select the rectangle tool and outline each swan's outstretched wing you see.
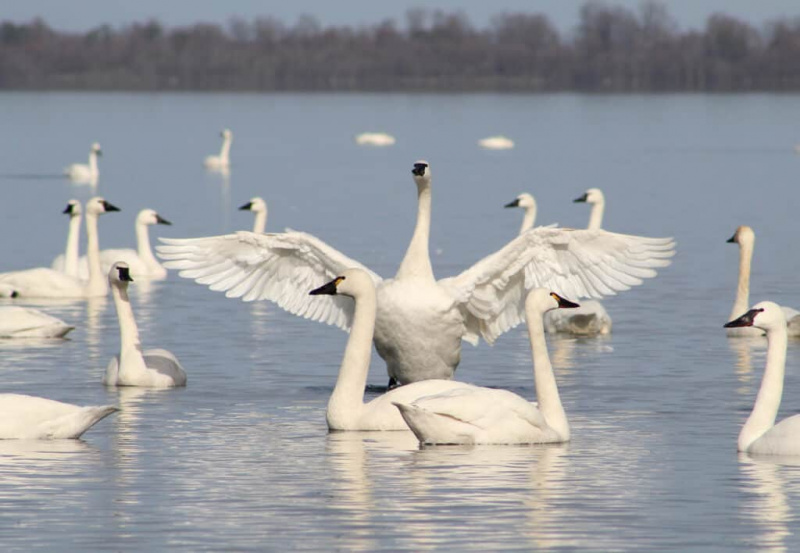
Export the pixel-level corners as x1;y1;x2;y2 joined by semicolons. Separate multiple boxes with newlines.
158;231;382;331
441;227;675;344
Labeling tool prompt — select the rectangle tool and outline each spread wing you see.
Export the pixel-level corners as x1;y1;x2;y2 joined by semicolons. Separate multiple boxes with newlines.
158;231;383;331
440;227;675;344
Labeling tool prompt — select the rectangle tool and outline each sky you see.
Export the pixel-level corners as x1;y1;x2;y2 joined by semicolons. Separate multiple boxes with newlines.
5;0;800;32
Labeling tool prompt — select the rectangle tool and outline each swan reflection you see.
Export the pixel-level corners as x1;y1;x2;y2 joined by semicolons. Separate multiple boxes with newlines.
728;336;767;395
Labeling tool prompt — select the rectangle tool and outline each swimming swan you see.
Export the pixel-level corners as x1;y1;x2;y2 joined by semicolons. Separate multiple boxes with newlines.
51;200;82;278
0;197;120;298
158;161;674;386
104;262;187;387
394;288;576;445
64;142;101;184
0;306;74;338
204;129;232;170
726;226;800;337
239;197;267;233
0;394;116;439
504;193;537;234
725;302;800;455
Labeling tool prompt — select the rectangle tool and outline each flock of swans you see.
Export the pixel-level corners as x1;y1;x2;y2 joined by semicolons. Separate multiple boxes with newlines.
2;149;799;455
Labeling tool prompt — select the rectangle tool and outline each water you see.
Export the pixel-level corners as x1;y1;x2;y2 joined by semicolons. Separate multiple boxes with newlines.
1;92;800;551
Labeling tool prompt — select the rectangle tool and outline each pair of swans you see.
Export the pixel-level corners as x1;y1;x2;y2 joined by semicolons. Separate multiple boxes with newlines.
239;197;267;233
204;129;233;170
64;142;101;184
309;268;573;444
726;226;800;337
159;161;674;386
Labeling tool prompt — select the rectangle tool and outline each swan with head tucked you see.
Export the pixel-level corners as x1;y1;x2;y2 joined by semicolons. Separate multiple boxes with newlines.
504;193;537;234
64;142;101;184
0;197;120;298
0;306;74;338
725;302;800;455
0;394;117;439
726;226;800;337
239;197;267;233
159;161;673;386
204;129;233;170
394;288;576;445
51;200;82;278
104;262;187;387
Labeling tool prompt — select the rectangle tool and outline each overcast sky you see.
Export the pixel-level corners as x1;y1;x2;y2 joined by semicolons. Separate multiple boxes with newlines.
6;0;800;32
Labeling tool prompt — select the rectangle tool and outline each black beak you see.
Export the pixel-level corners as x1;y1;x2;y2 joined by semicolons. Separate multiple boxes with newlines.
118;266;134;282
155;214;172;225
726;234;736;243
504;199;520;208
411;163;427;177
238;201;253;211
310;279;340;296
573;193;588;203
96;150;103;157
102;201;120;212
724;308;764;328
62;204;73;214
552;293;580;309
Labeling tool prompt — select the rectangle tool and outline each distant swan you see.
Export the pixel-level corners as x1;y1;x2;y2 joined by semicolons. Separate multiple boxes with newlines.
0;394;116;439
479;136;514;150
104;262;187;387
0;197;120;298
239;197;267;233
51;200;82;277
726;226;800;337
159;161;673;386
204;129;232;170
355;132;395;147
725;301;800;455
64;142;101;184
395;288;576;445
0;306;74;338
504;193;537;234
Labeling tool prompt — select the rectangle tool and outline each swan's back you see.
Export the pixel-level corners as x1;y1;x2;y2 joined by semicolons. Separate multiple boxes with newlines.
544;300;612;335
748;414;800;456
143;348;188;387
0;268;85;298
0;394;117;439
0;307;74;338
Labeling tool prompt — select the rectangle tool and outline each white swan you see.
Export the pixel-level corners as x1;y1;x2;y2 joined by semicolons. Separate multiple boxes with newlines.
725;301;800;455
64;142;101;184
0;394;116;439
479;136;514;150
726;226;800;337
204;129;232;170
504;193;537;234
0;197;120;298
355;132;396;147
574;188;605;231
158;161;674;386
104;262;187;387
239;197;267;234
51;200;82;277
0;306;74;338
394;288;576;445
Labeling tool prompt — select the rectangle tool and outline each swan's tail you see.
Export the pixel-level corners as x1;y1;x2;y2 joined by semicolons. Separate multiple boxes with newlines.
393;402;475;445
67;405;118;439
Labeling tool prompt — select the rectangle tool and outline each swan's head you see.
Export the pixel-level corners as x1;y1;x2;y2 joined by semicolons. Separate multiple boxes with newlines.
108;261;134;286
724;301;785;332
86;196;121;216
505;193;536;209
221;129;233;140
138;208;171;226
238;197;267;213
91;142;102;156
574;188;604;204
63;199;82;217
526;288;580;314
309;268;375;300
411;160;431;186
727;225;754;247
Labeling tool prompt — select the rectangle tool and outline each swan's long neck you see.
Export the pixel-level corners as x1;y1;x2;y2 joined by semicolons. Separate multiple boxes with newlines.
111;283;147;377
395;183;434;281
88;152;98;175
587;200;604;231
738;325;787;451
327;288;376;429
730;240;754;320
64;214;82;277
527;307;569;440
253;210;267;234
135;222;160;269
520;206;537;235
220;137;232;164
84;213;107;295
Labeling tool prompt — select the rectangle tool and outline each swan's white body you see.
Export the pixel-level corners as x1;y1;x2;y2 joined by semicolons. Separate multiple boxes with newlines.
726;302;800;455
479;136;514;150
505;193;537;234
355;132;395;147
104;262;187;387
0;307;74;338
64;142;101;184
159;161;673;385
239;197;267;234
0;197;119;298
726;226;800;337
51;200;82;277
395;289;573;445
204;129;232;169
0;394;116;439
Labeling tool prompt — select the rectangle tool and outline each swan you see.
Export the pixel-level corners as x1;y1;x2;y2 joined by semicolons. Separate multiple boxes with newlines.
0;197;120;298
0;394;117;439
725;301;800;455
504;193;537;234
0;306;74;338
574;188;605;231
394;288;576;445
104;262;187;387
64;142;101;184
478;136;514;150
158;161;674;386
726;226;800;337
239;197;267;234
355;132;395;147
204;129;233;170
51;200;82;277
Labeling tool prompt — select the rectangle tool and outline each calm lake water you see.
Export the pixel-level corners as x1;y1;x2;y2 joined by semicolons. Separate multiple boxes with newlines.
1;92;800;551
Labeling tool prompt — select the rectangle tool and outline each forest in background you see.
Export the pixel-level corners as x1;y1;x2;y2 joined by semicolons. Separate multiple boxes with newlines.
1;2;800;92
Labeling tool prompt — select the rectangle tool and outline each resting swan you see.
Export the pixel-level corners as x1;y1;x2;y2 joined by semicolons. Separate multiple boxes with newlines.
0;394;116;439
204;129;232;170
726;226;800;337
394;288;576;445
104;262;187;387
64;142;101;184
504;193;537;234
0;197;120;298
0;306;74;338
725;302;800;455
239;197;267;233
159;161;674;386
51;200;82;277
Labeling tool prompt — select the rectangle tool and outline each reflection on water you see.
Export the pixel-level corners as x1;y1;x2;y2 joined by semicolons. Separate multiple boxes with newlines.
728;336;768;396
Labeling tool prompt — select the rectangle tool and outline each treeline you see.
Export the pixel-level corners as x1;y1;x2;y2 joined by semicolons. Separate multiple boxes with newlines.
2;2;800;92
